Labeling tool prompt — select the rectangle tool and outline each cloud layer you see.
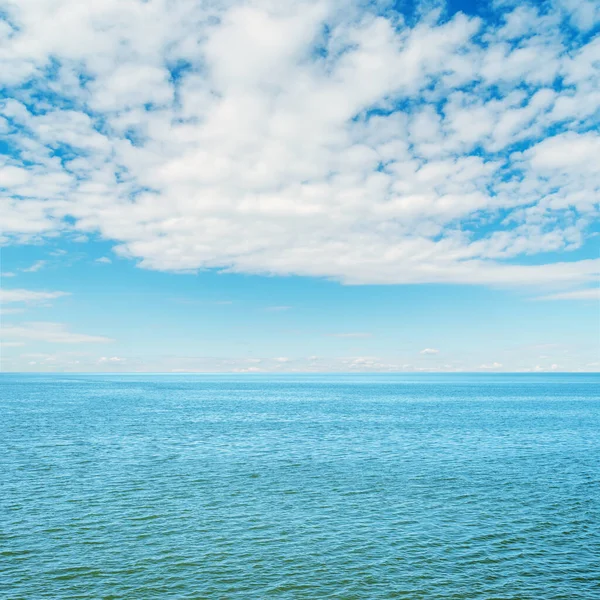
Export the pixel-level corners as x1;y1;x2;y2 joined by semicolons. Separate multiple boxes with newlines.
1;0;599;286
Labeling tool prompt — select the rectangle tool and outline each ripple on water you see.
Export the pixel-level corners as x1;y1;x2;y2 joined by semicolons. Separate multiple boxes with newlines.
1;373;599;598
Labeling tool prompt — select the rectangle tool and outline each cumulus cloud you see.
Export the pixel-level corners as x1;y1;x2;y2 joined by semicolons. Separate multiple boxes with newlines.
1;322;113;344
0;288;70;304
0;0;598;286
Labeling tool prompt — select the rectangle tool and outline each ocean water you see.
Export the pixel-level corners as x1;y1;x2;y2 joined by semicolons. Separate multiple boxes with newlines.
1;373;599;599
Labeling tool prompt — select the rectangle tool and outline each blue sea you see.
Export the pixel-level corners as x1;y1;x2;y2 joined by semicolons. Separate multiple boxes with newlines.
1;373;599;598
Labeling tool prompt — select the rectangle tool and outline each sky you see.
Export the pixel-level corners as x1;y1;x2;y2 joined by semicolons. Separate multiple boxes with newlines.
0;0;599;373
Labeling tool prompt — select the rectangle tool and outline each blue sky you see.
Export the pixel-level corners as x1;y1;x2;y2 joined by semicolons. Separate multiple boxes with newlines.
0;0;599;372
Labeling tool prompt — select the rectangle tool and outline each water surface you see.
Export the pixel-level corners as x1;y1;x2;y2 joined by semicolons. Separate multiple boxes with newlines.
2;374;599;598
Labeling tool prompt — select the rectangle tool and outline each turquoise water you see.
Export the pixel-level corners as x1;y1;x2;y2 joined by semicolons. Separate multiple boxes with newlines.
2;374;599;598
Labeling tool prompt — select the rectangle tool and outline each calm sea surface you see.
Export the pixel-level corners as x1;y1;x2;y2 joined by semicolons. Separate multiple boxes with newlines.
1;373;599;598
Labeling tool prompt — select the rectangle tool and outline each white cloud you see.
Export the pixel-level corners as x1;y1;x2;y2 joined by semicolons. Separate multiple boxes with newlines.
21;260;46;273
0;1;598;286
95;257;112;264
526;131;600;171
557;0;600;31
479;362;503;369
98;356;125;363
1;272;16;277
420;348;440;355
1;322;113;344
538;288;600;301
0;288;70;304
0;307;25;314
528;363;562;372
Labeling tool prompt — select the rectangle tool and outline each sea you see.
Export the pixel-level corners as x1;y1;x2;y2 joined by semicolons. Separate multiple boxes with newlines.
1;373;599;598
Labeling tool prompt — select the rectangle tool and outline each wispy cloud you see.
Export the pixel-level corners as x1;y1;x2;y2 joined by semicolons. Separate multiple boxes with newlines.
420;348;440;355
2;322;113;344
537;288;600;301
0;289;70;304
21;260;46;273
96;257;112;264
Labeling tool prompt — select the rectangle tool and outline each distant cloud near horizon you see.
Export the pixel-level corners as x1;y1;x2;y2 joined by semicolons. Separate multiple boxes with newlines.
0;349;596;373
420;348;440;355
